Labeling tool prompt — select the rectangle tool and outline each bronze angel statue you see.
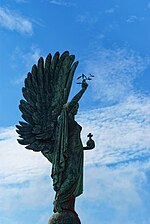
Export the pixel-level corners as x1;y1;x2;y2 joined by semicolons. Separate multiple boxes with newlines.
16;51;95;223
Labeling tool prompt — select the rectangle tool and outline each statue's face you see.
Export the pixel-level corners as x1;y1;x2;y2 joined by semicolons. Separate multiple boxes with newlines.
71;103;79;115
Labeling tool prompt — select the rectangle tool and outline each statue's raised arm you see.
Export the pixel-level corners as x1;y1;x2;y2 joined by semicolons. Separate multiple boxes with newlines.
66;80;88;112
16;51;95;224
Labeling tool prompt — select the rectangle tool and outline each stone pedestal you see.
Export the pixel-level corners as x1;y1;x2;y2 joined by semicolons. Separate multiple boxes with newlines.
48;211;81;224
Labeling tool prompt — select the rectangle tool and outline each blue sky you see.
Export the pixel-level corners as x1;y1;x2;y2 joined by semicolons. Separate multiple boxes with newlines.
0;0;150;223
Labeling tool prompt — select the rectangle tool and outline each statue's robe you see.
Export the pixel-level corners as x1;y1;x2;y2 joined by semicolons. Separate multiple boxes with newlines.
51;105;84;211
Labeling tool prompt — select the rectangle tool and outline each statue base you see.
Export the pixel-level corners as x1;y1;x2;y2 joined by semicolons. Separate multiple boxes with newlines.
48;211;81;224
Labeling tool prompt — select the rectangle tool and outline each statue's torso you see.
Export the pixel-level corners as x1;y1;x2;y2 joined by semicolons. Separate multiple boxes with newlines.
67;119;83;197
68;120;82;152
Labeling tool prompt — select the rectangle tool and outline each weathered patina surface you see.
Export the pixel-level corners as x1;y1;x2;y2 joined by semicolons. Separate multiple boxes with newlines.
16;51;95;223
48;211;81;224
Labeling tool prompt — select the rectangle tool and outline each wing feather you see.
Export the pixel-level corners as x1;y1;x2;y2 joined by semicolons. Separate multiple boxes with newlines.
65;61;79;101
16;51;78;152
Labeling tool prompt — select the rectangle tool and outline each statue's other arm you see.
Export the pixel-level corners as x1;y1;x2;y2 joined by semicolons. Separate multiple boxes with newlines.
83;145;95;150
67;82;88;112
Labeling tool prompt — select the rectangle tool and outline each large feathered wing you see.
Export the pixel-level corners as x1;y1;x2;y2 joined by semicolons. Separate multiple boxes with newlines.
16;51;78;153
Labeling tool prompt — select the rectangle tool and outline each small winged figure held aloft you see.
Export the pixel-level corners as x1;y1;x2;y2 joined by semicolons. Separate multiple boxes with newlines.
16;51;95;214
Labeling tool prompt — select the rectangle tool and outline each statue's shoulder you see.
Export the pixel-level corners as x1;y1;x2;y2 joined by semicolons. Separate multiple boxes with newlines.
57;103;69;123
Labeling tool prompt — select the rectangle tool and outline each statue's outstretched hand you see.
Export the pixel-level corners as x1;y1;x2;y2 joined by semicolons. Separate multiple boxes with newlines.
82;80;88;90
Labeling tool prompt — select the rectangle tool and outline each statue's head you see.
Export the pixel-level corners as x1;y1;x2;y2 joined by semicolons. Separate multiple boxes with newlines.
70;103;79;115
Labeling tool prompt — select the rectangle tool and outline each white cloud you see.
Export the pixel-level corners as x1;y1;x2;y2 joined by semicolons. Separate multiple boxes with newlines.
0;127;54;213
0;7;33;35
38;213;51;224
12;46;42;69
0;177;53;211
84;162;148;204
22;46;42;67
78;161;150;224
105;8;115;14
126;15;138;23
105;5;119;14
15;0;28;3
76;12;98;25
126;15;144;23
79;94;150;165
11;46;42;84
49;0;75;7
84;47;150;104
0;127;49;185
